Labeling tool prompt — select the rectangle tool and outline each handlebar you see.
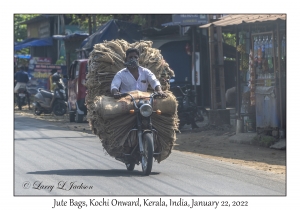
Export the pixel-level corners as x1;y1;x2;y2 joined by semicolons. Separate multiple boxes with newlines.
114;92;163;109
114;92;162;99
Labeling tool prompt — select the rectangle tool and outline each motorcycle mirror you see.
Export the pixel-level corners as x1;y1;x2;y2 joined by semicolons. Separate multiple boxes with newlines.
169;79;175;83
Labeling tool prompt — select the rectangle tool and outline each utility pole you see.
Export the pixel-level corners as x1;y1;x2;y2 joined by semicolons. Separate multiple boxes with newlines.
92;15;96;33
60;15;65;35
192;26;197;104
208;17;217;110
216;26;226;109
88;15;92;35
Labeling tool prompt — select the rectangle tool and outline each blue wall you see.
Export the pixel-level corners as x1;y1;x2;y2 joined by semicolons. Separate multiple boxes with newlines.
159;41;192;86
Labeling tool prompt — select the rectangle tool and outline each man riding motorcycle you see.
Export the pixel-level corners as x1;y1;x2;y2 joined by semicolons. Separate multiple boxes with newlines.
14;65;29;92
111;48;166;98
110;48;167;175
14;65;30;109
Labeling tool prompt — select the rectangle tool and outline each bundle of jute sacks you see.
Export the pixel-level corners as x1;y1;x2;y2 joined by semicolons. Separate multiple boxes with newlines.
85;39;179;163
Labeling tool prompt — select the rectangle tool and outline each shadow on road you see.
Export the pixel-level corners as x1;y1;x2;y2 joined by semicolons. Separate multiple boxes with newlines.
27;169;160;177
14;113;91;134
15;136;96;141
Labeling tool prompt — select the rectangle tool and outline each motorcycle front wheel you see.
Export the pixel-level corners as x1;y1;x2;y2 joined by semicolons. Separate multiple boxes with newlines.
141;133;154;176
125;162;135;171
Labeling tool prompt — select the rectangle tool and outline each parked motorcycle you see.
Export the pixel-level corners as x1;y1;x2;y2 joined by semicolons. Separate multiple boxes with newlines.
170;84;207;129
114;92;162;176
32;73;67;116
16;85;29;110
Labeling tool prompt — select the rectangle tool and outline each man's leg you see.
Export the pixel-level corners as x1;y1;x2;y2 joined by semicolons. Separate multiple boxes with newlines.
14;93;18;108
27;91;31;109
14;83;19;109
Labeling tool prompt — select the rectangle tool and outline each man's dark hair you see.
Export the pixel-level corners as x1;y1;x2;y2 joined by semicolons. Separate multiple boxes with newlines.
51;69;57;74
125;48;140;57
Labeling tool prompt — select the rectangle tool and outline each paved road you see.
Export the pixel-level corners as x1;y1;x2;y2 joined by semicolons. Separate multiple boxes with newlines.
14;114;286;196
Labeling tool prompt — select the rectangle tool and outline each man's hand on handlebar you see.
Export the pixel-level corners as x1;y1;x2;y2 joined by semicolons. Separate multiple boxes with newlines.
112;88;121;99
155;85;167;98
114;92;122;99
157;90;167;98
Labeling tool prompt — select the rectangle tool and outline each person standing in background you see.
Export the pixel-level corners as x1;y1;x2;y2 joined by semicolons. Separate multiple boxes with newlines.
47;69;57;92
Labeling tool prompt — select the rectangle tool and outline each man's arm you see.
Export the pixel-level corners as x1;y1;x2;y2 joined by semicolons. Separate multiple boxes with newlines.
155;85;162;92
146;69;160;89
49;76;54;91
146;69;167;97
111;72;122;96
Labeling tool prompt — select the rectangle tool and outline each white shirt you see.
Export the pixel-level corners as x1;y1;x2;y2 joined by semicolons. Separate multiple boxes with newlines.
111;66;161;93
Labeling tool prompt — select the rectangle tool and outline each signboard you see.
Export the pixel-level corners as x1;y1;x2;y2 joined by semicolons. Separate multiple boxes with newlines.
29;57;52;67
192;52;200;86
26;57;66;94
172;14;208;26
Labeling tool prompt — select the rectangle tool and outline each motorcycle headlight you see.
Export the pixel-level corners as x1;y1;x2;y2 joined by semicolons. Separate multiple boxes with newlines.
140;104;153;117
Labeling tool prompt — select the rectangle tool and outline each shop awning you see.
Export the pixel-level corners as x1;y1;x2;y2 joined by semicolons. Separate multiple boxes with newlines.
14;37;53;51
14;54;31;59
199;14;286;28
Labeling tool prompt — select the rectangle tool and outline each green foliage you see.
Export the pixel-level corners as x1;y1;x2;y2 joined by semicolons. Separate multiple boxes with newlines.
112;14;146;25
223;33;236;47
131;15;146;26
223;33;236;61
65;14;113;32
56;56;66;65
64;14;146;32
14;14;39;42
252;135;277;147
14;14;39;54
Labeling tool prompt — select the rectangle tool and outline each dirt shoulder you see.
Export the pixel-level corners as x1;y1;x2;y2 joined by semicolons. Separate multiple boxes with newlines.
14;107;286;175
175;129;286;175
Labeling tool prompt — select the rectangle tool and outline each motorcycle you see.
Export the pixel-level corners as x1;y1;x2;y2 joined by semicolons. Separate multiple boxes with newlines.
32;73;67;116
170;84;207;129
15;85;29;110
114;92;162;176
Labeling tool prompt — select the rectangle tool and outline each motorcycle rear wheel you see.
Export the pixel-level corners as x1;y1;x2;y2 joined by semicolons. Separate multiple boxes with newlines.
35;108;42;115
141;133;154;176
53;101;67;116
18;97;23;110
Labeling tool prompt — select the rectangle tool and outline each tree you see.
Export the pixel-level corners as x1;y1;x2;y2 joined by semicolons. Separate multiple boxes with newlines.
14;14;39;54
64;14;148;33
223;33;236;47
65;14;114;33
14;14;39;43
